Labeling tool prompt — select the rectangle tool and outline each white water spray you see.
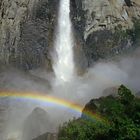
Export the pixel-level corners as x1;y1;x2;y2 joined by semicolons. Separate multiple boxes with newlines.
53;0;75;82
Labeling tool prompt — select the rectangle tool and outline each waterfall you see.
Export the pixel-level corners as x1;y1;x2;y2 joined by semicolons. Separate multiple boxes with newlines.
53;0;75;82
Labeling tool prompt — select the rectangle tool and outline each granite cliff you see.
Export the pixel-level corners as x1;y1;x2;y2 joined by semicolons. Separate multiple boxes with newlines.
71;0;140;67
0;0;140;70
0;0;58;70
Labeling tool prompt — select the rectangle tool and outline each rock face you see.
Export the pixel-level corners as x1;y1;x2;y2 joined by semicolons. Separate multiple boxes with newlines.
0;0;140;70
22;107;52;140
71;0;140;67
0;0;58;70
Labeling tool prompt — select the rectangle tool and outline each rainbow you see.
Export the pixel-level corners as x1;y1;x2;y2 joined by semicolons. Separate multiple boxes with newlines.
0;91;108;124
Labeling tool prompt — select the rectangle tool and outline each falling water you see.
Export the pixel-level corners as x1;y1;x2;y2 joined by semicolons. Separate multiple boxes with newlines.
53;0;75;82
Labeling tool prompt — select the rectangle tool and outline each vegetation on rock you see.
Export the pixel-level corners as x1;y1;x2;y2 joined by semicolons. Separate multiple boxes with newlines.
58;85;140;140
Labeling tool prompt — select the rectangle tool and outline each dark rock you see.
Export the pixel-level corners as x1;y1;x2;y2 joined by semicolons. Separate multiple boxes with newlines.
124;0;133;7
22;107;52;140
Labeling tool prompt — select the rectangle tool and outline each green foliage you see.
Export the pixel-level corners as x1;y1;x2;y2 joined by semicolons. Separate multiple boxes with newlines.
58;85;140;140
59;119;110;140
118;85;134;104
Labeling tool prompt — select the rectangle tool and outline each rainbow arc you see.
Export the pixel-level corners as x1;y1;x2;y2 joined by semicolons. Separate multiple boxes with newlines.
0;91;108;124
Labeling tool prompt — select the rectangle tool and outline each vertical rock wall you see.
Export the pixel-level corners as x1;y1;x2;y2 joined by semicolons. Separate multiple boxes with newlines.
71;0;140;67
1;0;140;70
0;0;59;70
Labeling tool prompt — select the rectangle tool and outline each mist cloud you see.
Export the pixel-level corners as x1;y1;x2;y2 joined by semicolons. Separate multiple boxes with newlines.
0;48;140;139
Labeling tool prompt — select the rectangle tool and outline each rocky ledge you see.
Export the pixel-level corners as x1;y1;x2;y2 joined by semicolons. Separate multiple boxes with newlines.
71;0;140;67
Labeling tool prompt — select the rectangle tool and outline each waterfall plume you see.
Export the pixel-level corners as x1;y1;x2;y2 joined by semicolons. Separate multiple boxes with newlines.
53;0;75;82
